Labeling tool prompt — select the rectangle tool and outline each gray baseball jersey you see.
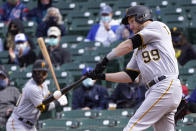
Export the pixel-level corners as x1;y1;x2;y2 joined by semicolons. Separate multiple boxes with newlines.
13;78;49;123
6;78;52;131
124;21;182;131
126;21;179;83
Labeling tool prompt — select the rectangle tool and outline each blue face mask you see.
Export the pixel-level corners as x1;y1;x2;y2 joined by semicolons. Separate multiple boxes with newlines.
48;38;59;46
101;16;111;23
0;79;8;89
14;46;30;56
82;78;94;88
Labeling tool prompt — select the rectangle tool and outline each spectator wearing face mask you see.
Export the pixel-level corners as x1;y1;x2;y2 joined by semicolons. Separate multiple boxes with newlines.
8;33;36;68
0;0;29;23
4;18;35;51
27;0;52;25
38;26;71;68
72;67;109;110
0;65;20;128
36;7;66;37
85;5;120;47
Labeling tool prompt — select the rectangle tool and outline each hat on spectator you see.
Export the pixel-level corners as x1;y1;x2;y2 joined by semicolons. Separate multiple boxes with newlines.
47;26;61;37
82;67;93;75
15;33;27;43
100;5;112;14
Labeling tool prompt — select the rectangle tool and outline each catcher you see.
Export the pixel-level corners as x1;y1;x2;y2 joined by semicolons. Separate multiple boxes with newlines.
175;88;196;124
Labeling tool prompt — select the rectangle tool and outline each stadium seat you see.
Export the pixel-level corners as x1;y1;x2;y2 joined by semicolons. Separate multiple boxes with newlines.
0;51;9;64
183;60;196;69
40;119;80;129
187;28;196;44
186;75;196;91
79;118;118;129
60;110;100;119
99;109;135;119
0;22;7;38
22;0;37;10
23;21;37;37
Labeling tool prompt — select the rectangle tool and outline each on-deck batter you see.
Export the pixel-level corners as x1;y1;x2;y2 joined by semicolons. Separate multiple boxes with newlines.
6;59;67;131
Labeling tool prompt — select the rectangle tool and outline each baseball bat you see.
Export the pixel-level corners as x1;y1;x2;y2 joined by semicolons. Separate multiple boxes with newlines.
43;76;87;105
37;37;60;91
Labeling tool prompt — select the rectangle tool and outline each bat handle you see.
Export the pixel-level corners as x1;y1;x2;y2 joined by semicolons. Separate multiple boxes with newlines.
42;95;55;105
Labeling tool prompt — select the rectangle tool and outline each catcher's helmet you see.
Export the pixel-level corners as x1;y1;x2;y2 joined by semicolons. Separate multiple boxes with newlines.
32;59;48;72
121;5;152;25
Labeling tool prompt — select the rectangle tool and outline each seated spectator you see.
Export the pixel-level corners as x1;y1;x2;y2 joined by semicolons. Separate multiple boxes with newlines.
110;81;146;109
8;33;36;68
85;5;120;47
36;7;66;37
72;67;109;110
27;0;52;24
38;26;71;67
0;0;29;23
171;27;196;66
0;65;20;128
116;24;134;40
3;18;35;50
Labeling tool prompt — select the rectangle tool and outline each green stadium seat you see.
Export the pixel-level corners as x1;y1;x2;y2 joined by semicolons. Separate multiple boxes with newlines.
61;35;85;44
40;119;80;129
22;0;37;10
0;51;9;64
183;60;196;69
79;118;118;129
0;22;7;38
176;125;196;131
99;109;135;119
60;110;100;119
187;28;196;44
186;75;196;91
23;21;37;37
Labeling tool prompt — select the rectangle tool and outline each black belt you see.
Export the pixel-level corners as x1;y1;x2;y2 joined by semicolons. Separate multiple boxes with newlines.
18;117;33;126
146;75;166;88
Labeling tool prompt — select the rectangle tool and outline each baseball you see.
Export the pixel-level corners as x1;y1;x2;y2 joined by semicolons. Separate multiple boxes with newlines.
53;90;62;99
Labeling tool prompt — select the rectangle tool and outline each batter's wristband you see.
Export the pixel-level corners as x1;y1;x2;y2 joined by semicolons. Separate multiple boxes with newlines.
102;56;109;65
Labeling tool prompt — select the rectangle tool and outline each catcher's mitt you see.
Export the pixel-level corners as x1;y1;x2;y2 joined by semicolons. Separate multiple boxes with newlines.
174;97;189;124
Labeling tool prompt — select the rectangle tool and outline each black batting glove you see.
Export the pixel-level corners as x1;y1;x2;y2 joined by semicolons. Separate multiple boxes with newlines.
85;71;105;80
94;56;109;74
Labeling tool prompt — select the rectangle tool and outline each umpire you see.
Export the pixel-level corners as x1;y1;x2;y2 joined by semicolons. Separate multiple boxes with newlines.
6;59;67;131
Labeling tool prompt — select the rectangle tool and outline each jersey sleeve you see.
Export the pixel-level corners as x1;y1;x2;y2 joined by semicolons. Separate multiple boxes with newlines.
126;50;140;72
138;25;161;45
28;87;43;107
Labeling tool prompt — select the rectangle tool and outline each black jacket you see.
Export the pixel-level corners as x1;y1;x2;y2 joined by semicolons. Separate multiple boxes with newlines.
174;43;196;65
39;46;71;67
8;49;36;68
72;84;109;110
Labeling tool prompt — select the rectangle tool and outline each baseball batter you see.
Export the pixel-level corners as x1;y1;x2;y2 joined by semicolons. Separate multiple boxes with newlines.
85;5;182;131
6;59;67;131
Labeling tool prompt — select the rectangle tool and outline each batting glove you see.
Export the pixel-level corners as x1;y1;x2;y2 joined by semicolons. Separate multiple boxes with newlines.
57;95;68;106
85;71;105;80
94;56;109;74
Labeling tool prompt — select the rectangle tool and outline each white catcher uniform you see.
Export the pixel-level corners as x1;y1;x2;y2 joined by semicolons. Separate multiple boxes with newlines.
123;21;182;131
6;79;55;131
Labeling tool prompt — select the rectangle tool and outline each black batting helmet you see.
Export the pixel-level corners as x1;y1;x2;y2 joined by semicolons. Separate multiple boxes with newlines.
121;5;152;25
32;59;49;85
32;59;48;72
